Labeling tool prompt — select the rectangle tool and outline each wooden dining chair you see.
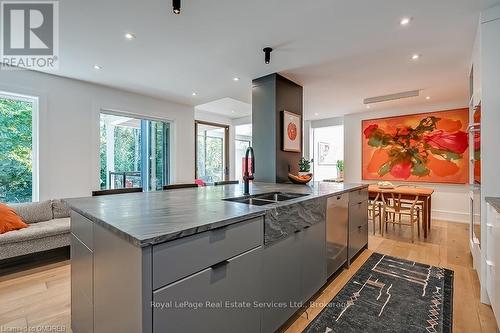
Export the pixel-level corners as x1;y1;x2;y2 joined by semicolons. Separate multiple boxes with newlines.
396;186;425;230
380;192;421;243
92;187;143;196
162;184;198;190
368;192;383;235
213;180;239;186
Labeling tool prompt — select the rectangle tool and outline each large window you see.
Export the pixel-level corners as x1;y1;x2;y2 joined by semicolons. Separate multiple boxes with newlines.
0;92;38;203
99;113;170;191
195;121;228;183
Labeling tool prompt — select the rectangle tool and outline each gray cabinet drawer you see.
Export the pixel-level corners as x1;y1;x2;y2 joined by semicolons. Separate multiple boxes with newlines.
71;211;94;250
349;200;368;229
71;235;93;333
349;199;368;263
153;247;262;333
349;188;369;206
153;217;263;289
349;224;368;262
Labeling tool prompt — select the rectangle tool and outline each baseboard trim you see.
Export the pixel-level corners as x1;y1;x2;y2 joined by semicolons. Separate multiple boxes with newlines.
432;209;469;224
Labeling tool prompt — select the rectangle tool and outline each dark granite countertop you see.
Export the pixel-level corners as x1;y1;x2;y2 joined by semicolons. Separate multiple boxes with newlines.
486;197;500;214
65;182;367;247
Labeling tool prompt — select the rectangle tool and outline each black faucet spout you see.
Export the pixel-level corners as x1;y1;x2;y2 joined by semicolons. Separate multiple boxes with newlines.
243;147;255;195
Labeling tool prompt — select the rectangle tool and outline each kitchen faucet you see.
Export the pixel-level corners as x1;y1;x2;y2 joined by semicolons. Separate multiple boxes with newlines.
243;147;255;195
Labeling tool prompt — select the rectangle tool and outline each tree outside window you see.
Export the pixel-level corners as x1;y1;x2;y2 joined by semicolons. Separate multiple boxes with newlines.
0;96;35;203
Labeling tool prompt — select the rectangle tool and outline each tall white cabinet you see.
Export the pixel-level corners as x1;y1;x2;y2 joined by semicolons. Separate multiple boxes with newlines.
473;3;500;326
486;202;500;327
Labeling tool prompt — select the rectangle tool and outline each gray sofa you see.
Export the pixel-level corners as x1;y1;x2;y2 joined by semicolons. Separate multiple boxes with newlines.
0;200;71;260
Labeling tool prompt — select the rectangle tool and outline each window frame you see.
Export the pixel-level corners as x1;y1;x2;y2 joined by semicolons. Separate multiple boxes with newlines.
194;120;230;182
0;90;39;202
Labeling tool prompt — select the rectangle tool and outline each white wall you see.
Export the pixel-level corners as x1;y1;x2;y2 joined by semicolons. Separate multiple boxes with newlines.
0;69;195;200
344;102;471;223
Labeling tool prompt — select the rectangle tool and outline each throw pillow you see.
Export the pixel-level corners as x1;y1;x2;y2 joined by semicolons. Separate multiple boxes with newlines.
0;203;29;234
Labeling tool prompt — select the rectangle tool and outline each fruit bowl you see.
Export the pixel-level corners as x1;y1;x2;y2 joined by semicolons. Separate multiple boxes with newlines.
288;173;313;184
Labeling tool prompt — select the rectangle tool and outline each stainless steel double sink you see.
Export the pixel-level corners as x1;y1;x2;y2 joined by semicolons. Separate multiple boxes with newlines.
223;192;310;206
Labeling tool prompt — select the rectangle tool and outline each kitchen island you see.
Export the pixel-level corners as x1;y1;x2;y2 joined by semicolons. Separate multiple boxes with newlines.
66;182;368;333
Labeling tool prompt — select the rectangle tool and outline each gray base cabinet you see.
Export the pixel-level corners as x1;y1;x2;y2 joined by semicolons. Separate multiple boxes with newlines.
70;186;367;333
262;220;326;333
71;235;93;333
300;222;327;302
153;246;262;333
261;234;302;333
71;211;95;333
348;189;369;263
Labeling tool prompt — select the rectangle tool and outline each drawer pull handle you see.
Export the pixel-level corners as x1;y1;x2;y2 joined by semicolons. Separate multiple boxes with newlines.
487;224;494;228
358;225;362;229
304;225;311;230
337;196;341;200
211;260;229;270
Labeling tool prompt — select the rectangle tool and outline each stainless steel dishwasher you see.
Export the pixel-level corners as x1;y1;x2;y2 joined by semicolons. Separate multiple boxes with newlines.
326;193;349;277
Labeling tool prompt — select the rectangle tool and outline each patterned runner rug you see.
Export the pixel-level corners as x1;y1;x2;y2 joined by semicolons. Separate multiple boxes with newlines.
303;252;453;333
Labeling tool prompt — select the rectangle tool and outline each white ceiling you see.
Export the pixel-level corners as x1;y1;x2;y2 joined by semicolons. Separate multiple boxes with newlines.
46;0;481;119
195;97;251;119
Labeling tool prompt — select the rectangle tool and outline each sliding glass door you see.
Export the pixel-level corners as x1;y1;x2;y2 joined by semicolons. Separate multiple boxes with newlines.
99;113;170;191
195;121;229;183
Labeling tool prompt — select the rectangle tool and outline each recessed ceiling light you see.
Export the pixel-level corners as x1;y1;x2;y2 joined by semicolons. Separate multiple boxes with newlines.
426;96;431;100
314;113;319;116
93;64;102;70
366;105;371;109
124;33;136;40
400;17;412;26
233;77;240;82
192;92;197;96
411;54;421;60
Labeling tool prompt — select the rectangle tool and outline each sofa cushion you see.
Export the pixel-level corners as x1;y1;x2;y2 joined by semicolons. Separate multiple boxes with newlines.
0;218;70;245
10;200;53;224
0;233;69;260
52;199;71;219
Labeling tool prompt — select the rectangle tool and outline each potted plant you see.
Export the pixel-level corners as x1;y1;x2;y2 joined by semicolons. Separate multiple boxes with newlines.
336;160;344;179
298;157;311;176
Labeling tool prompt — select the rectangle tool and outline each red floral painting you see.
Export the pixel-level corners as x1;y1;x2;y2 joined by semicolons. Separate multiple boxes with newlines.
362;108;469;184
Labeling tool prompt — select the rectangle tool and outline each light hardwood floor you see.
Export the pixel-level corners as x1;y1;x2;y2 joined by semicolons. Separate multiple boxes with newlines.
0;220;498;332
283;220;499;333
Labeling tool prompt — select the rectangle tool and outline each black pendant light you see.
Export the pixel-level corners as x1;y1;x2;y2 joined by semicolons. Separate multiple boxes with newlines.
173;0;181;14
263;47;273;64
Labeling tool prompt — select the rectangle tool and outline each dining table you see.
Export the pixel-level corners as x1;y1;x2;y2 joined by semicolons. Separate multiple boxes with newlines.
368;184;435;238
